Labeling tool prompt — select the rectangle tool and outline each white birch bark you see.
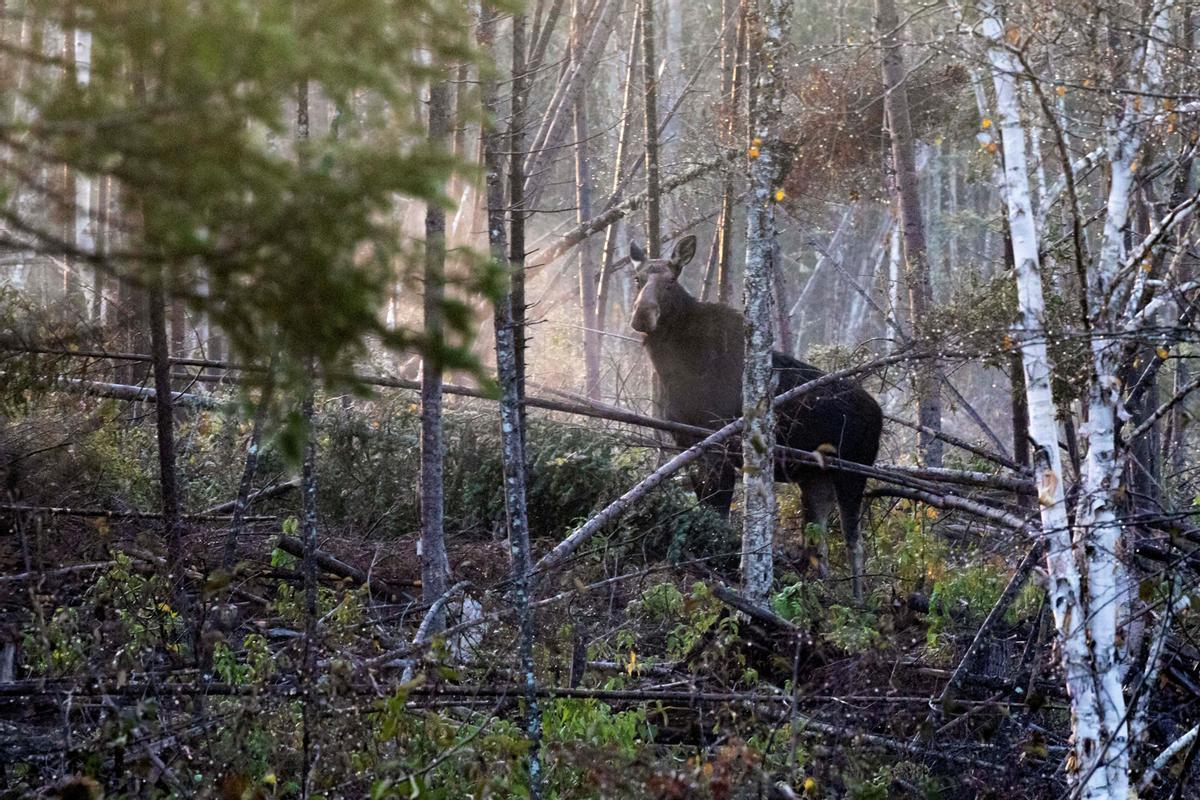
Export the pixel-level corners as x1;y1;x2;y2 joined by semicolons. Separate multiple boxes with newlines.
1077;6;1175;794
978;4;1107;797
740;0;791;606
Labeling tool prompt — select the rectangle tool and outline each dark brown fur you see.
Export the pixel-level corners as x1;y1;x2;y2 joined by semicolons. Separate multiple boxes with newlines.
630;236;883;597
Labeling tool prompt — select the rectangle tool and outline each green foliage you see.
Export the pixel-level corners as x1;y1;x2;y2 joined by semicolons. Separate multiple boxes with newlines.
825;603;885;654
627;581;739;663
771;578;825;626
9;0;496;398
23;552;186;676
925;560;1041;655
316;399;734;560
542;697;653;761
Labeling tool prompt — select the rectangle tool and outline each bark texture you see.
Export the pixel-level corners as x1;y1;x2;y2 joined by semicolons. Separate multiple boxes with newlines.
420;74;452;632
740;0;792;606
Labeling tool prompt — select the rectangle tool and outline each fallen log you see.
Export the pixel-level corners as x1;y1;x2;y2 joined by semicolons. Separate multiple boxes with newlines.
0;503;275;524
275;535;408;601
9;346;1034;492
202;478;300;515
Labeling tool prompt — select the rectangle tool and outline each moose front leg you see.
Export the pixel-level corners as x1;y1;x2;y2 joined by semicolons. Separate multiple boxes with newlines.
691;452;737;517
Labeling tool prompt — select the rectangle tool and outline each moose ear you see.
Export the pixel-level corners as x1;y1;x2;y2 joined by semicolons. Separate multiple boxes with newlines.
669;235;697;275
629;240;646;266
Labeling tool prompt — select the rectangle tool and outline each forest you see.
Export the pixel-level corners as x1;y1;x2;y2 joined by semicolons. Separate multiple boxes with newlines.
2;0;1200;797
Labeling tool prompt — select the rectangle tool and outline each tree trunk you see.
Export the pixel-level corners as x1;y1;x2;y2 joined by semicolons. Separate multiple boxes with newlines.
740;0;791;606
148;276;184;589
221;395;268;571
982;4;1131;796
294;76;320;800
521;0;617;212
641;0;662;257
595;9;641;336
73;24;93;317
479;7;542;793
875;0;942;467
170;299;186;358
510;10;530;441
420;74;453;633
93;175;107;324
573;0;602;401
717;0;747;305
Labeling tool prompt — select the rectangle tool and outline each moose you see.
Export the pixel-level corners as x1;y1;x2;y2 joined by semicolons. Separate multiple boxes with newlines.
629;235;884;599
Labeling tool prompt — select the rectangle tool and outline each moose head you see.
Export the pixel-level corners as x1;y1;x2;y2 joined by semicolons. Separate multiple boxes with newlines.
629;235;698;334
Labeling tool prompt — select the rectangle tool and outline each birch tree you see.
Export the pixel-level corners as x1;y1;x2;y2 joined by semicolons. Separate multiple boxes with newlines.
740;0;792;606
980;1;1179;795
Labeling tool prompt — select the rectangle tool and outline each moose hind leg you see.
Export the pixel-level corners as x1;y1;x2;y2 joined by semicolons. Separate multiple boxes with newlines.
835;477;868;601
800;477;837;566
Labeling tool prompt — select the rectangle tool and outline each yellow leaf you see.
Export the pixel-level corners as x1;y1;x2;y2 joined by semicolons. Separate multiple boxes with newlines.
626;650;638;676
263;773;277;786
1001;333;1014;351
774;188;786;202
981;118;992;129
804;777;818;795
1157;346;1170;360
748;146;760;159
752;136;763;146
1141;260;1153;272
1005;24;1021;44
986;142;999;155
1055;85;1067;96
925;506;938;520
1163;98;1174;112
1130;161;1140;174
703;762;714;778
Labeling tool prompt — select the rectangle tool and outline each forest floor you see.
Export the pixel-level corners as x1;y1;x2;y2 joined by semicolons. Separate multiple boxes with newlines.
2;397;1195;798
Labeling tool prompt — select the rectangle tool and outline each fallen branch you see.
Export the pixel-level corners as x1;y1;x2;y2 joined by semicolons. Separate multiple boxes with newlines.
401;581;472;682
710;583;805;637
0;503;275;524
61;377;222;409
121;546;269;606
866;485;1034;532
938;542;1044;703
533;149;738;266
882;412;1023;472
0;561;114;584
275;535;408;601
14;347;1036;498
1129;372;1200;442
203;478;299;516
1140;723;1200;792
